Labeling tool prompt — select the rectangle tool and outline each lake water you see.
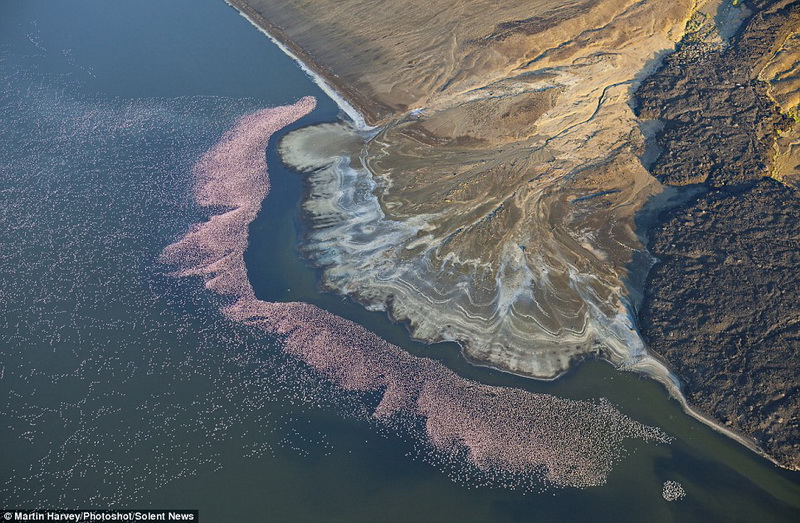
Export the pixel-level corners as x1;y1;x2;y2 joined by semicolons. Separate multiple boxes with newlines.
0;0;798;521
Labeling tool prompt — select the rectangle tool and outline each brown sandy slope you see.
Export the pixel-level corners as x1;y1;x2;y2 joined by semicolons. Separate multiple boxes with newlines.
636;0;800;470
761;27;800;187
232;0;682;125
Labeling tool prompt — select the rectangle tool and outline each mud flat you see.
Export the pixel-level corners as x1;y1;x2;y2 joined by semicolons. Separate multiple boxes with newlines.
160;99;671;490
234;0;699;383
635;0;800;470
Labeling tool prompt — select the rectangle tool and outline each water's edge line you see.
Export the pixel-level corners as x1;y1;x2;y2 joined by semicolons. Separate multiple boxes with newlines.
222;0;776;468
469;347;771;466
224;0;373;130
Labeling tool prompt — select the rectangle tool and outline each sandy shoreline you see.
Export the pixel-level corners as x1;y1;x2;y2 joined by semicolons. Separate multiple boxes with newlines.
225;0;381;128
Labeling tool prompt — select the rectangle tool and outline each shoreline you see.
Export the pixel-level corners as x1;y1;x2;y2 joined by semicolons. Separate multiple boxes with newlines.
225;0;379;130
225;0;780;469
464;336;773;466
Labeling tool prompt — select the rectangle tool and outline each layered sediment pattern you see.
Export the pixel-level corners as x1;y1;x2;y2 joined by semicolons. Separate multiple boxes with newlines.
161;102;670;489
281;124;652;379
265;0;697;379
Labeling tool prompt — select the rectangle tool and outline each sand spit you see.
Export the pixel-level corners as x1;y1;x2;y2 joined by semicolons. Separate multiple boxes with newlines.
232;0;706;383
160;101;670;489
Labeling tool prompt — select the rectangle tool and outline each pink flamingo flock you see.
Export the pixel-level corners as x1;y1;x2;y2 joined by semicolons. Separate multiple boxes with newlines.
160;96;669;490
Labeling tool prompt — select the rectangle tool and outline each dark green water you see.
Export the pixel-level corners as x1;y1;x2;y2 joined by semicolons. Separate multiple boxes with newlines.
0;0;797;521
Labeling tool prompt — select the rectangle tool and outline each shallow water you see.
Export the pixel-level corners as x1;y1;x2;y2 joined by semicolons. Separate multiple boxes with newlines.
0;0;798;521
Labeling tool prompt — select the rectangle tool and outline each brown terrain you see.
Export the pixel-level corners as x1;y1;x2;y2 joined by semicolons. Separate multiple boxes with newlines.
635;0;800;470
229;0;800;468
239;0;694;380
